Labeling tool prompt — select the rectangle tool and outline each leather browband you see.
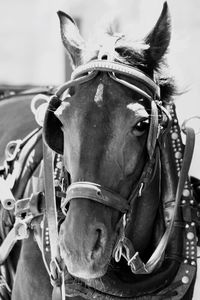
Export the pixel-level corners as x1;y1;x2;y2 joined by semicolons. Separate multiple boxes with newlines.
71;60;160;99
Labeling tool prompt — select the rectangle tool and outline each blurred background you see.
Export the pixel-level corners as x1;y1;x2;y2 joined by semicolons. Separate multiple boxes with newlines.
0;0;199;177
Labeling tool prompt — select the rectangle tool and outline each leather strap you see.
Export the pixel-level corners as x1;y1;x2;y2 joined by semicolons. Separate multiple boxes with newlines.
114;126;196;274
71;60;160;99
43;142;58;258
55;71;98;99
62;182;129;214
43;140;65;300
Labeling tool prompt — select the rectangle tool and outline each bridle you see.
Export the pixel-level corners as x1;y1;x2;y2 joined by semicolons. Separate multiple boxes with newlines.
49;58;190;277
0;57;196;300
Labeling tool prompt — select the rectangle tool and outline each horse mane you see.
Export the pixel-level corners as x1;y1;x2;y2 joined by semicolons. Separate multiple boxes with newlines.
82;30;177;103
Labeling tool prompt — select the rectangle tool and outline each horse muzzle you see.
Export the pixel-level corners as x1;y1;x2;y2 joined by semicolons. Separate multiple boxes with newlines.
59;181;129;279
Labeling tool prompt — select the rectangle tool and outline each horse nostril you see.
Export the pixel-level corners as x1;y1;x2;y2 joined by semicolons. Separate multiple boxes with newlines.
90;226;106;260
93;229;102;252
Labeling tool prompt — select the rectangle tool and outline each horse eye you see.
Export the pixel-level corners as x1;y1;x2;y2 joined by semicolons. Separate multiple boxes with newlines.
132;119;149;135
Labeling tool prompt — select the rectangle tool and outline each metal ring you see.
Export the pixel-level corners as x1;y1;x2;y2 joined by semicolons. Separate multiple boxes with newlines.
5;140;22;162
31;94;49;116
182;116;200;135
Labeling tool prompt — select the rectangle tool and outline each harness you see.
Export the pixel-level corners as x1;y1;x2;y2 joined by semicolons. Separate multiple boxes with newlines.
55;59;195;276
0;59;199;300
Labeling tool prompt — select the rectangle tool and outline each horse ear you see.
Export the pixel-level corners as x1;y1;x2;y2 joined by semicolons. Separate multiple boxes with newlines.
144;2;171;68
57;11;85;68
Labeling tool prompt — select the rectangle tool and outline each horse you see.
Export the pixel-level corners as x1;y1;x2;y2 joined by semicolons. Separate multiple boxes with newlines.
0;2;200;299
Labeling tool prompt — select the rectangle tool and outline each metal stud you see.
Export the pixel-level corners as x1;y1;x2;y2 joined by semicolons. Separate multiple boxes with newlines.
175;152;182;159
187;232;195;240
57;161;62;169
182;276;189;284
171;132;178;140
183;189;190;197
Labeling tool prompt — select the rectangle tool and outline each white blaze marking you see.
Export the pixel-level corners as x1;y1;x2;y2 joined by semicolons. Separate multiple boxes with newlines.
94;83;104;107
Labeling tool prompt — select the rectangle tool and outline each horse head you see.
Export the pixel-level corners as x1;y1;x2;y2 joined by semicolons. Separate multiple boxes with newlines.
44;2;175;281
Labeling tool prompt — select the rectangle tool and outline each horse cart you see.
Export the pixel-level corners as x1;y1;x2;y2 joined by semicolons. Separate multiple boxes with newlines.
0;2;200;299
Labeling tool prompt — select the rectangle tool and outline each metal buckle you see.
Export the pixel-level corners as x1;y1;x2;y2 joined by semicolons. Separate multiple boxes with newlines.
182;116;200;135
5;140;22;162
